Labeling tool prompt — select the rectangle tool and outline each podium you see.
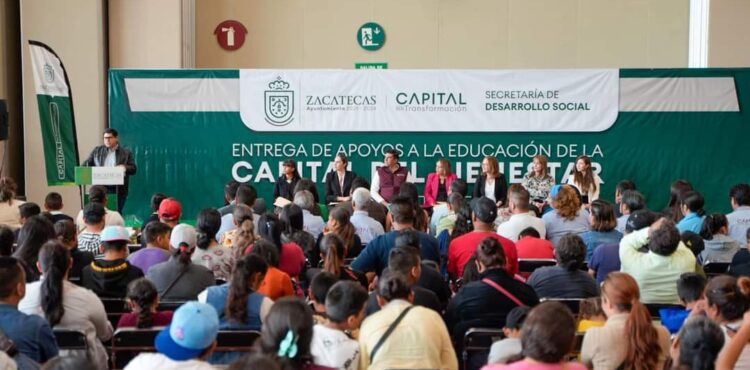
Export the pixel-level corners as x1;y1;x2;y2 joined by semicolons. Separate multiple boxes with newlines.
75;166;124;211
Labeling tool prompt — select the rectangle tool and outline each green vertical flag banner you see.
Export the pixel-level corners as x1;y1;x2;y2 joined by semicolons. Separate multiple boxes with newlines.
28;40;80;185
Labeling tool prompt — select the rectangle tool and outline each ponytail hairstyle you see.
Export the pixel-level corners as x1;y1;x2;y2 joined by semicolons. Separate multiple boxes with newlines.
126;278;158;328
320;234;345;277
258;213;283;253
196;208;221;250
451;203;474;239
328;207;354;255
0;177;17;204
170;224;196;268
699;213;728;240
14;215;56;281
681;191;706;217
232;204;256;259
54;219;77;246
705;275;750;322
676;316;724;370
260;297;314;370
376;270;411;302
227;254;268;325
572;155;597;193
601;272;659;370
280;204;305;235
39;240;70;326
666;180;694;222
398;183;428;231
251;239;280;268
475;237;508;272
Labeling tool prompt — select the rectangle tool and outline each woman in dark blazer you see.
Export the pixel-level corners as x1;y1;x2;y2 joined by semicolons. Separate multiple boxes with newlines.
273;158;301;201
324;153;357;204
472;155;508;207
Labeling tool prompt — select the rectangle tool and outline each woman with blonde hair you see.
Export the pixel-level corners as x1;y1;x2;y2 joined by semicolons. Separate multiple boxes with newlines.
522;155;555;210
581;272;670;370
541;185;590;247
473;156;508;207
424;158;457;209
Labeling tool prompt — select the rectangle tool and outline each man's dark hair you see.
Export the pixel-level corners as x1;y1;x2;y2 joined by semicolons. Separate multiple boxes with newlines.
144;222;172;244
677;272;707;304
310;272;337;305
83;202;106;225
0;227;13;257
518;227;540;239
616;180;636;196
19;203;41;219
44;192;63;210
730;184;750;207
385;148;400;160
450;179;468;197
104;128;119;137
350;177;370;192
325;281;368;324
150;192;167;212
521;302;577;363
236;184;258;207
390;196;415;225
621;190;645;213
394;229;420;250
681;191;705;215
649;219;681;256
88;185;108;205
555;234;587;271
388;247;420;275
224;180;241;201
0;257;23;299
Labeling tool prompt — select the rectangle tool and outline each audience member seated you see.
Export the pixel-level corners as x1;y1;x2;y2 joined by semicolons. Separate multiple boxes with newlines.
226;353;281;370
397;183;430;232
308;272;337;325
663;179;694;223
217;184;260;244
128;221;171;274
220;204;256;250
728;183;750;245
117;278;173;329
395;230;451;308
659;272;706;334
0;178;25;230
218;180;240;215
619;217;696;304
192;208;234;280
565;155;601;205
581;272;670;370
273;159;301;202
435;192;464;237
294;190;325;238
681;231;707;277
670;316;724;370
19;241;112;369
577;297;606;332
199;254;273;330
615;190;645;233
74;185;124;230
140;192;167;231
157;198;182;228
254;213;305;280
13;215;55;282
315;207;363;259
294;178;327;218
43;193;73;224
76;203;105;255
701;275;750;367
280;204;317;267
448;197;518;279
481;302;586;370
0;227;12;257
497;185;545;242
124;301;219;370
0;257;58;363
82;226;144;298
581;200;622;261
542;185;590;247
446;238;538;344
677;191;706;234
521;155;556;213
349;188;385;244
352;196;440;276
53;220;93;283
473;156;508;208
431;179;468;235
699;213;740;264
340;177;387;229
251;240;294;301
589;209;657;284
360;272;457;370
147;224;214;301
17;203;41;236
730;228;750;277
311;281;368;369
258;297;316;370
308;235;367;289
514;227;554;260
487;306;530;364
527;234;599;299
613;180;636;218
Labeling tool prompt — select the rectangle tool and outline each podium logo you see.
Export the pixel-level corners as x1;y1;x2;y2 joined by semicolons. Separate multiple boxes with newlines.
264;77;295;126
43;64;55;83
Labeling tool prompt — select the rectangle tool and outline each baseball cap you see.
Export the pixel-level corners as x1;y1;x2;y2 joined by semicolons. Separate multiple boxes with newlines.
471;197;497;224
158;198;182;221
505;306;531;330
100;226;130;242
155;301;219;361
170;224;197;250
625;209;658;233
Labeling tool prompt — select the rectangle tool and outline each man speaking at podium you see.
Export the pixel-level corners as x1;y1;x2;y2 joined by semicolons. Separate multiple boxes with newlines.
82;128;137;212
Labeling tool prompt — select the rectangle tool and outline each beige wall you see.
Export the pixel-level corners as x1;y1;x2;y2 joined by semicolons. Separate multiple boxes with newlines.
109;0;184;68
21;0;107;214
708;0;750;67
0;0;24;192
195;0;690;69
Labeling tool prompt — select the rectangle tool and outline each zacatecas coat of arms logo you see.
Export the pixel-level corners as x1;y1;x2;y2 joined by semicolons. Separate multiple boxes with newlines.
264;77;294;126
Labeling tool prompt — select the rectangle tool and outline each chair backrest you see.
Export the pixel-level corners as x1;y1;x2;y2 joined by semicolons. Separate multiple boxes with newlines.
518;259;556;274
539;298;583;315
462;328;505;370
157;300;186;311
215;330;261;352
127;244;142;254
111;328;159;369
53;329;87;351
101;298;129;328
703;262;730;276
645;303;684;319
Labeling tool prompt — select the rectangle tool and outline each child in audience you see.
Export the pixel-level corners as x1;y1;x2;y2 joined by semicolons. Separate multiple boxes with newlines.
81;225;144;298
118;278;174;329
487;306;530;364
251;240;295;301
53;219;94;284
660;272;706;334
699;213;740;264
308;272;338;325
670;316;725;370
43;192;74;223
577;297;606;332
310;281;368;370
259;297;315;370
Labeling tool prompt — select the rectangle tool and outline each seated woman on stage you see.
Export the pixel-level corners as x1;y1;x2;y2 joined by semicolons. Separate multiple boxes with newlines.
423;158;457;209
473;156;508;208
565;155;602;206
324;153;357;204
522;155;555;212
273;159;301;202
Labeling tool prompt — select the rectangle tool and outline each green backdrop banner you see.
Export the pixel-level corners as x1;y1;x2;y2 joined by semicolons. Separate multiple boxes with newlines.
109;69;749;223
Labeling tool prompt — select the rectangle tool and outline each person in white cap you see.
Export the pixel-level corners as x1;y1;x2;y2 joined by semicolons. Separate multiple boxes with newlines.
81;225;143;298
147;224;215;301
125;301;219;370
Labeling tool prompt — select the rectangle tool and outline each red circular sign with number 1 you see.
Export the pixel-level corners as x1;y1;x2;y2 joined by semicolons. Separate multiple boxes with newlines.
213;20;248;51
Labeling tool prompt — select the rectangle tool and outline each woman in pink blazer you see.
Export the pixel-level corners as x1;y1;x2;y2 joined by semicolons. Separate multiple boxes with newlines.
424;158;457;208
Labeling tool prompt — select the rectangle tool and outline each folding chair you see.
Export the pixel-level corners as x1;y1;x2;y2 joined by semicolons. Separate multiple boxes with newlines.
101;298;129;328
157;300;186;311
518;259;556;275
539;298;583;315
645;303;684;320
703;262;730;277
110;328;159;369
215;330;261;353
462;328;505;370
53;329;87;352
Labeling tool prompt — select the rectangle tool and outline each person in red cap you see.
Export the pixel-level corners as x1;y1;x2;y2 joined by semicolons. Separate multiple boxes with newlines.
159;198;182;228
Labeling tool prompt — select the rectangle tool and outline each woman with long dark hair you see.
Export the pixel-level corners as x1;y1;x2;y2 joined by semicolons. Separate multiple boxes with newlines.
274;159;301;202
581;272;671;370
192;208;235;280
310;234;367;288
670;316;724;370
251;240;294;301
280;204;316;265
397;182;429;232
316;207;362;259
664;179;694;223
565;155;602;206
18;240;113;369
699;213;740;264
254;213;305;281
703;275;750;367
677;191;707;234
13;215;55;282
118;278;173;328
